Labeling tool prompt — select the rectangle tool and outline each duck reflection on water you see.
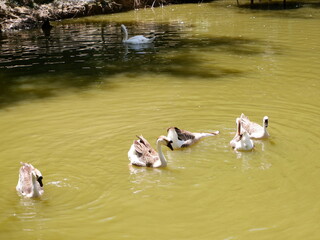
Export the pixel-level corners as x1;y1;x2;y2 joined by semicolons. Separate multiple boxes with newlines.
123;42;155;56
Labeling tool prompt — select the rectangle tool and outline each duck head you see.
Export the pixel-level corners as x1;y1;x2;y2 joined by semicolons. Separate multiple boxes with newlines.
263;116;269;128
157;136;174;150
32;168;44;187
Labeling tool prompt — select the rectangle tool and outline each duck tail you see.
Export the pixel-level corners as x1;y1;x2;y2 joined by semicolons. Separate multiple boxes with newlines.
210;130;220;136
200;130;220;138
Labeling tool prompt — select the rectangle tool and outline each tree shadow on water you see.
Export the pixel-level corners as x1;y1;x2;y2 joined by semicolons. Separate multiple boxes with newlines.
236;1;320;19
238;1;303;10
0;23;277;109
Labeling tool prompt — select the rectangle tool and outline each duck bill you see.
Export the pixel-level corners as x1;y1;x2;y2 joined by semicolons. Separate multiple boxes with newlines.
37;176;44;187
167;142;174;151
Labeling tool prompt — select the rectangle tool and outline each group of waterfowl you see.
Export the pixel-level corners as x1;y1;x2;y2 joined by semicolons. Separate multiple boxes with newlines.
128;113;269;167
128;128;220;168
16;113;269;198
230;113;269;151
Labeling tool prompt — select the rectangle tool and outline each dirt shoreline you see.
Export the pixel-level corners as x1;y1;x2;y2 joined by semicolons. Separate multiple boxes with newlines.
0;0;206;32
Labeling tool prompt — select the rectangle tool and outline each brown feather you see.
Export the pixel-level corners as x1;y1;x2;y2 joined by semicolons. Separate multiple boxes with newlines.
240;114;262;134
133;135;159;166
174;127;195;141
20;164;33;194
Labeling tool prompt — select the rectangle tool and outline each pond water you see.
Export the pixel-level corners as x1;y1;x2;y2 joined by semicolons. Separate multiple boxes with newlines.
0;1;319;239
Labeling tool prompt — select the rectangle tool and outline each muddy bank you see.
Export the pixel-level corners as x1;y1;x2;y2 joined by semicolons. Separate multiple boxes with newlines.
0;0;210;32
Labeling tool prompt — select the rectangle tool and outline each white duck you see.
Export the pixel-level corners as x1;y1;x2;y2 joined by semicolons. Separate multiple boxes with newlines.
239;113;269;139
167;127;220;150
230;118;254;151
128;135;173;168
121;24;155;44
16;162;44;198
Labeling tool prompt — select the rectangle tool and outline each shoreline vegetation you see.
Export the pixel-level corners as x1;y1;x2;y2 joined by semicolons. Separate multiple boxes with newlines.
0;0;212;32
0;0;317;32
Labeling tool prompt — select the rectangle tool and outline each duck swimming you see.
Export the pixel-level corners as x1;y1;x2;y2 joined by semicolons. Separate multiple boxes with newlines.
16;162;44;198
121;24;155;44
239;113;269;139
167;127;219;150
230;118;254;151
128;135;173;168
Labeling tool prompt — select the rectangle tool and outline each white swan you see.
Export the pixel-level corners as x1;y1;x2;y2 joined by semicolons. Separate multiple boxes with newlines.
128;135;173;167
230;118;254;151
121;24;155;44
167;127;220;150
239;113;269;139
16;162;44;198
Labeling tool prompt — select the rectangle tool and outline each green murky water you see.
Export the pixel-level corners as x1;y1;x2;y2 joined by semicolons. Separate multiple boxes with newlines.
0;1;320;239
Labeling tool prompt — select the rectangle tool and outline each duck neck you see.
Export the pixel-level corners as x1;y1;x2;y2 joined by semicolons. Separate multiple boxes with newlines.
169;129;178;142
243;133;253;148
121;25;128;41
263;125;268;134
31;174;41;197
263;120;269;136
237;119;241;135
156;141;167;167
